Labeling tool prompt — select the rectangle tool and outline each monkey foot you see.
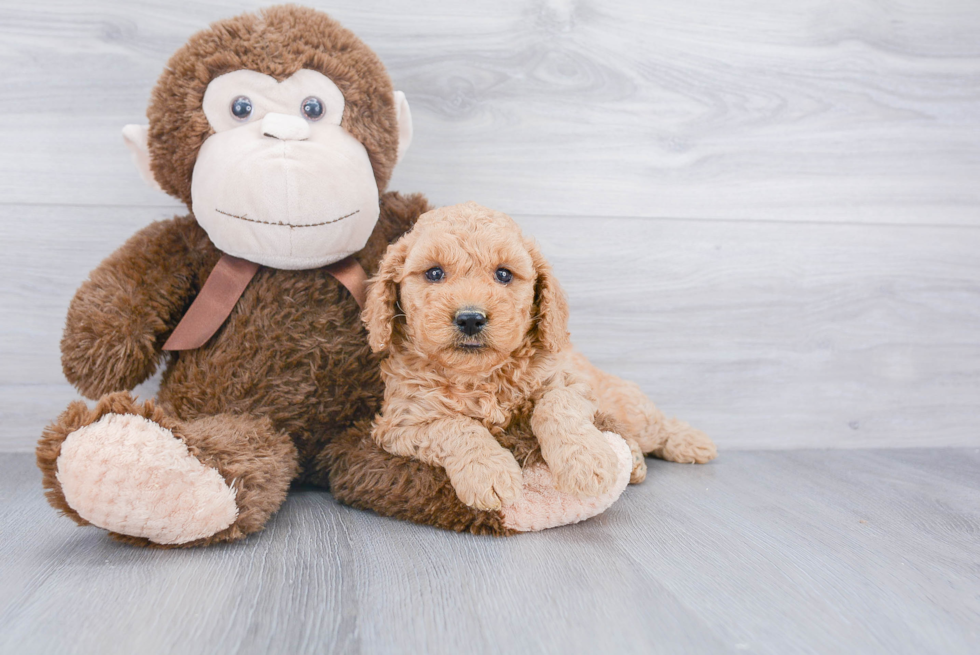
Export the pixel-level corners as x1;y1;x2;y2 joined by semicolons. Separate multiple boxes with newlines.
56;413;239;545
501;432;632;532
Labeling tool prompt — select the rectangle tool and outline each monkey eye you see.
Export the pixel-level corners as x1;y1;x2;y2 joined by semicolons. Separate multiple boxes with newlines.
425;266;445;283
230;96;252;121
301;96;324;121
495;268;514;284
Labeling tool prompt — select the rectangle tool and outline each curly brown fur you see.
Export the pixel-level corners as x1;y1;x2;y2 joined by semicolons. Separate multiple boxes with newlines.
44;190;481;545
76;193;415;434
363;203;625;510
148;5;400;208
151;191;429;474
59;218;214;399
322;420;516;537
43;6;527;546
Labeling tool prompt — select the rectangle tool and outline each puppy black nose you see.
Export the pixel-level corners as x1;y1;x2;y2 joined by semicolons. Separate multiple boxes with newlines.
455;310;487;336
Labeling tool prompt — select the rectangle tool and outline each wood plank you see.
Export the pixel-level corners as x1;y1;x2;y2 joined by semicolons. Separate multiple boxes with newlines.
607;448;980;654
1;449;978;654
2;204;978;451
534;215;980;449
1;0;978;222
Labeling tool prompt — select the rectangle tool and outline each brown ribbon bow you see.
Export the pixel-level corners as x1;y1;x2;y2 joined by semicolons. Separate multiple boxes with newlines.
163;254;368;351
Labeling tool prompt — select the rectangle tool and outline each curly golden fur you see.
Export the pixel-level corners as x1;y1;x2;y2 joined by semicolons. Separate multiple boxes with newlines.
364;201;618;509
362;202;718;512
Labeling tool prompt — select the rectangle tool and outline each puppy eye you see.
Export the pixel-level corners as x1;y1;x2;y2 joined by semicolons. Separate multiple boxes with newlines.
425;266;445;282
495;267;514;284
301;96;324;121
231;96;252;121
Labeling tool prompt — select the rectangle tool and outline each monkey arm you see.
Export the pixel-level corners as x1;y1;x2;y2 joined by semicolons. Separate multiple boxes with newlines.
371;397;523;510
61;216;208;399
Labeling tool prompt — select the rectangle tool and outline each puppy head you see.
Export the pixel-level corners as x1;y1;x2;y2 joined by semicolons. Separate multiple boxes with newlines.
363;202;570;372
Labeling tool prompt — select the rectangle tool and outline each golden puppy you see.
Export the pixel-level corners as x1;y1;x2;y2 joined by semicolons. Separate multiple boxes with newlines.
363;202;716;511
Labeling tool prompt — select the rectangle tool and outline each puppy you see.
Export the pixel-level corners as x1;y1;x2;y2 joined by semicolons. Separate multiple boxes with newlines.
363;202;716;511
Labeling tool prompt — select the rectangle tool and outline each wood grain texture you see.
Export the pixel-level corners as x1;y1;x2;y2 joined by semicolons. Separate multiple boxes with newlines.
1;1;979;452
3;205;979;451
0;0;978;222
1;449;978;654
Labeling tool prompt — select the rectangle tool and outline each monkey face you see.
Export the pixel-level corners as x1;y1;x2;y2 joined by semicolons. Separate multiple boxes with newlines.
124;7;415;270
189;69;384;269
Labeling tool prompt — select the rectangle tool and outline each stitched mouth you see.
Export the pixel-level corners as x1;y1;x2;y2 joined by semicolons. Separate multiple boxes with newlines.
215;208;360;228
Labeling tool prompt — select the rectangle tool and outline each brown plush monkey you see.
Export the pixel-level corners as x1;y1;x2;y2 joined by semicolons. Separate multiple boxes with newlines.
35;6;629;547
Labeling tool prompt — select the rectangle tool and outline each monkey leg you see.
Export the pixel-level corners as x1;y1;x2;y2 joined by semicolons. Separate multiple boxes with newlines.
36;392;298;547
570;351;718;465
318;420;632;535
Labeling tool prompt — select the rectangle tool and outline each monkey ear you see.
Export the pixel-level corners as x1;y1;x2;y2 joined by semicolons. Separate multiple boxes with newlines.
122;124;162;191
528;240;571;353
363;233;413;352
393;91;413;165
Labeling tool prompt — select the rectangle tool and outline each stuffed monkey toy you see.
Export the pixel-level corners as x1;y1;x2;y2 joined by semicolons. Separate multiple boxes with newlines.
35;6;633;547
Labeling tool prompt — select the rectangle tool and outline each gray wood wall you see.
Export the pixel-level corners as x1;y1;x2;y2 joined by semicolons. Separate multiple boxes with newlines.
2;0;978;451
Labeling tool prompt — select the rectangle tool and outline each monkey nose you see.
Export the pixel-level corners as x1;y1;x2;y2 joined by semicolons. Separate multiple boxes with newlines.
261;113;311;141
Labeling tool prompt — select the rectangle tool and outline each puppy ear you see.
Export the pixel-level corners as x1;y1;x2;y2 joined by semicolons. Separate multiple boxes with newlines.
363;234;412;352
527;240;570;353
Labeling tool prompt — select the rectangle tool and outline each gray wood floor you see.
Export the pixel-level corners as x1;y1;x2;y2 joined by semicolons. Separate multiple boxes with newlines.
2;450;978;655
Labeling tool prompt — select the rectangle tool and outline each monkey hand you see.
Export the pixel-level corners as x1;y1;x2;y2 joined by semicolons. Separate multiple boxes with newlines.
61;218;199;398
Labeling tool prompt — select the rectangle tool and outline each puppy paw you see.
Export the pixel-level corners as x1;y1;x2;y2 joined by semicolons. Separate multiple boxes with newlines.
448;449;523;511
661;425;717;464
502;432;632;532
545;427;622;498
627;438;647;484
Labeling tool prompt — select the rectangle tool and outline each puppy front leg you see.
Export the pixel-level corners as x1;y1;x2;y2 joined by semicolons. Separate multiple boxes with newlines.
532;384;622;498
373;416;523;511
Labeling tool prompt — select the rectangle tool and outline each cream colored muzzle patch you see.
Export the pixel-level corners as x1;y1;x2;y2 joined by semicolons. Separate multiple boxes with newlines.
122;69;415;271
191;69;384;270
261;112;311;141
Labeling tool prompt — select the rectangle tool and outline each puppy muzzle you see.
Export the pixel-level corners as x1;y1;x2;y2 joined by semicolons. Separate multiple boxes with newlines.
454;309;487;337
